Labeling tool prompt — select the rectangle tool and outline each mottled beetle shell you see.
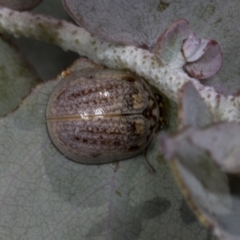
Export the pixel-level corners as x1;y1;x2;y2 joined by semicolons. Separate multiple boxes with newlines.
46;65;160;164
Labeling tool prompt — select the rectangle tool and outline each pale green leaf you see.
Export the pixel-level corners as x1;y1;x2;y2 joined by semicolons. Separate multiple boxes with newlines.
0;35;39;116
0;0;42;11
0;60;214;240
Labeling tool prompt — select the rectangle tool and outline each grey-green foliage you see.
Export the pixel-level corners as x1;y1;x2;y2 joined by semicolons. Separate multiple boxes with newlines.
160;82;240;240
0;60;214;239
2;0;240;239
64;0;240;95
0;36;38;116
0;0;42;11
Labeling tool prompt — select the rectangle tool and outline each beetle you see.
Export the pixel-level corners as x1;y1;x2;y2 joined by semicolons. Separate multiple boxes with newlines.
46;58;164;164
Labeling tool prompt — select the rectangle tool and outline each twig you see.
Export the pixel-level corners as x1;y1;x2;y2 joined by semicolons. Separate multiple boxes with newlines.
0;7;239;121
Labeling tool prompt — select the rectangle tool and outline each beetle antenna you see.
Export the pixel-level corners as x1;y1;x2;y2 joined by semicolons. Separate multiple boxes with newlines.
144;148;156;173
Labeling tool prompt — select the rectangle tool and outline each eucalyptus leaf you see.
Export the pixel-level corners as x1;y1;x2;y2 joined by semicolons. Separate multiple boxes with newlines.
160;125;240;240
63;0;240;95
0;59;214;240
179;82;213;128
0;0;42;11
0;35;39;116
159;81;240;239
154;19;192;64
186;123;240;174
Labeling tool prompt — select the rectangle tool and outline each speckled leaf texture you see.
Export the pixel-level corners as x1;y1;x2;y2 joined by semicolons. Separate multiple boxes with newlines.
0;59;213;240
0;35;39;116
2;0;240;239
0;0;42;11
179;82;214;128
63;0;240;95
160;82;240;240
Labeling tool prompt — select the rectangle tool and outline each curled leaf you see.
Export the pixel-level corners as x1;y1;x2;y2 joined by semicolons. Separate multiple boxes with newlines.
189;123;240;174
179;82;213;128
168;81;239;174
182;34;209;62
161;122;240;174
159;81;240;239
159;128;231;210
0;0;42;11
63;0;223;81
159;126;240;240
153;19;222;80
154;19;192;64
183;39;222;79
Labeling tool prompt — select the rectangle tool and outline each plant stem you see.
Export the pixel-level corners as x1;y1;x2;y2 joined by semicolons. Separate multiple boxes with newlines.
0;7;239;122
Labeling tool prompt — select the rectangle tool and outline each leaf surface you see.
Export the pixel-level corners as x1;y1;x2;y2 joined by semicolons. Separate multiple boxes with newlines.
0;0;42;10
179;82;213;128
0;35;39;116
63;0;240;95
0;59;214;240
160;124;240;240
159;82;240;240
